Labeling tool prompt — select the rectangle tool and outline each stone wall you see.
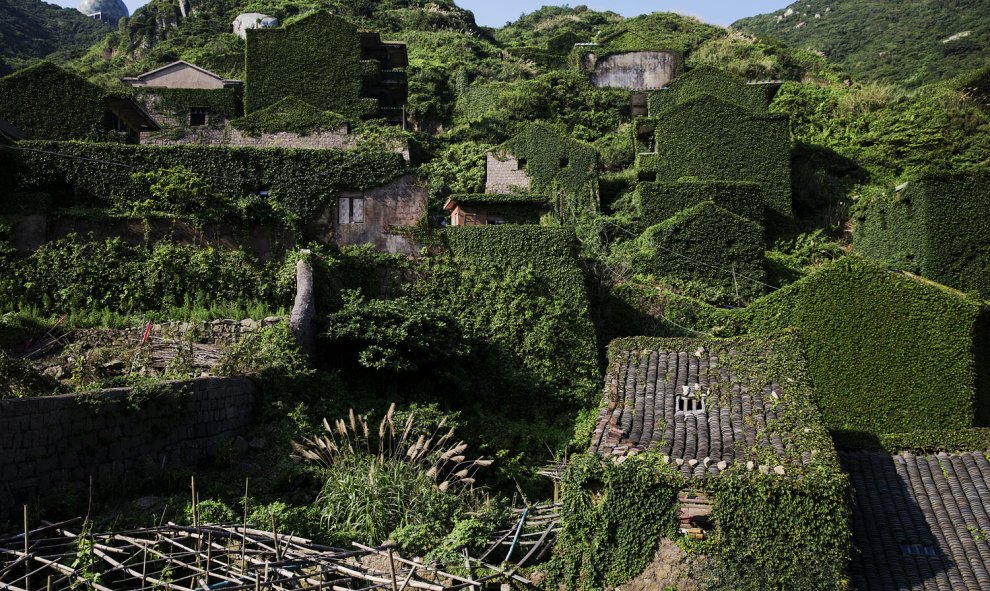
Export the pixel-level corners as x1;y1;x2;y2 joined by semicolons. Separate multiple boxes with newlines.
582;51;681;90
0;377;256;518
138;123;360;150
485;152;532;194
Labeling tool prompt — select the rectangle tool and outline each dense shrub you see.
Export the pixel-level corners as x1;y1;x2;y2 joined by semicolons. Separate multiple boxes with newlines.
0;235;294;315
321;290;469;373
746;256;990;434
853;168;990;296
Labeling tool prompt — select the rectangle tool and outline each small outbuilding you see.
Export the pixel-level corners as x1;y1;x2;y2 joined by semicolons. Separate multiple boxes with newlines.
444;194;549;226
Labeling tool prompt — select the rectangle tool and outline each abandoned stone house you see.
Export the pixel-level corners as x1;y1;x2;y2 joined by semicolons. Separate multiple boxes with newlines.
306;175;426;255
443;194;549;226
591;338;831;539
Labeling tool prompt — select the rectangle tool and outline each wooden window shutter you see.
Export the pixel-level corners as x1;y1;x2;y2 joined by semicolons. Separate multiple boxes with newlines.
339;197;351;224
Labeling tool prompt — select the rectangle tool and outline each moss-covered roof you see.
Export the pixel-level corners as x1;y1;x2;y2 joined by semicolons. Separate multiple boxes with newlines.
592;334;835;479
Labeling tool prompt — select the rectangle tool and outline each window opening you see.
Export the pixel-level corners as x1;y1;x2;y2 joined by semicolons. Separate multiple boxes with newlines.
517;158;527;170
559;157;569;168
676;384;707;413
189;107;209;127
900;543;937;557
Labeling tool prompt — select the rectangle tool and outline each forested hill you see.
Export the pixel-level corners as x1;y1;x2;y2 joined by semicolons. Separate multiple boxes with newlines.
733;0;990;87
0;0;112;75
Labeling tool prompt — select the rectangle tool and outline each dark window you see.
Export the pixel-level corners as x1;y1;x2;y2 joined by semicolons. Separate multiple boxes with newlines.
560;157;569;168
900;543;937;557
189;107;209;127
487;216;506;226
517;158;527;170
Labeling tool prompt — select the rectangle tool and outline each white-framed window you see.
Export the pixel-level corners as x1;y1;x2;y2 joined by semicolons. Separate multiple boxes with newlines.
676;385;707;414
339;196;365;224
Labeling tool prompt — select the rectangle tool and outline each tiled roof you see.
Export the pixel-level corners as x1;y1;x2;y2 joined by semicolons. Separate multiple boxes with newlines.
842;450;990;591
590;341;818;479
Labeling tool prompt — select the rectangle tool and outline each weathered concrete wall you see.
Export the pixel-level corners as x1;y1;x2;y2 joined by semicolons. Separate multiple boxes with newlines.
0;377;256;518
125;63;230;89
583;51;681;90
329;174;426;255
8;214;295;261
485;152;532;194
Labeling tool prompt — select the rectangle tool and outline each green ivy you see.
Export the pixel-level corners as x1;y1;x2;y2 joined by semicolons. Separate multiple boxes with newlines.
16;140;407;226
135;87;242;132
636;179;766;227
0;62;115;140
745;256;989;434
230;97;348;137
244;12;377;118
640;90;791;225
853;168;990;297
648;66;771;115
616;201;767;305
546;453;682;591
501;122;599;220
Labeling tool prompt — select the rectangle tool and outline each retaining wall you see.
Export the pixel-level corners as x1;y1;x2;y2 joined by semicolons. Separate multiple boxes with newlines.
0;376;256;518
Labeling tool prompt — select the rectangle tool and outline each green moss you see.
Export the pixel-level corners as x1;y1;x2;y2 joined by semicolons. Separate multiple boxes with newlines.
0;62;112;140
746;256;989;434
231;97;348;137
853;168;990;296
244;12;377;118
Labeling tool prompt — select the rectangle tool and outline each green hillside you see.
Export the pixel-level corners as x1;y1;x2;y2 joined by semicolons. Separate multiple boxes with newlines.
0;0;112;75
734;0;990;87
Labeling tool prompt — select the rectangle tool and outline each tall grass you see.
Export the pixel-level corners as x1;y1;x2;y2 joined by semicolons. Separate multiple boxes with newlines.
292;404;491;546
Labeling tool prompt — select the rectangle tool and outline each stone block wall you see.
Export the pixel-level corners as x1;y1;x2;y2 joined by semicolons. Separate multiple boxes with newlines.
138;123;359;150
485;152;532;194
0;377;255;518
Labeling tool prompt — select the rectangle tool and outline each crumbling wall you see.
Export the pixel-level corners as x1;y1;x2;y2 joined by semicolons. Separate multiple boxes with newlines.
583;51;680;90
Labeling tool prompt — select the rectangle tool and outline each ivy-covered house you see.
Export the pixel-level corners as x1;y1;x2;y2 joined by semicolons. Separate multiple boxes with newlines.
553;335;850;590
244;11;407;123
484;123;599;221
444;194;549;226
122;60;244;144
0;62;159;143
635;67;790;225
853;168;990;297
